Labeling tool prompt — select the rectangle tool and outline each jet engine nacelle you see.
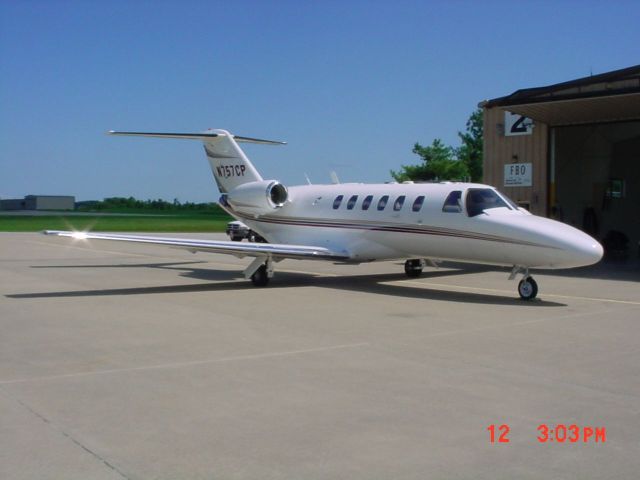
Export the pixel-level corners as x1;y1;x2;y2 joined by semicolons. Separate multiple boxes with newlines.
226;180;289;215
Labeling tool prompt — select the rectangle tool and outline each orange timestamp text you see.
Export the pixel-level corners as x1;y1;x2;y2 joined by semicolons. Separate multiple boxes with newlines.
487;424;606;444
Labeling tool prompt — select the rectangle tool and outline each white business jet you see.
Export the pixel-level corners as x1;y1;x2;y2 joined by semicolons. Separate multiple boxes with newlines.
45;129;603;300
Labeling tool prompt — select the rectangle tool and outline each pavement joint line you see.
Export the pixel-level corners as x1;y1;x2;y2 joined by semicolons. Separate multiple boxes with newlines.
392;279;640;306
277;267;340;277
370;341;640;402
25;239;639;304
0;386;131;479
204;259;640;305
416;305;640;338
202;258;343;277
28;239;151;258
0;342;370;386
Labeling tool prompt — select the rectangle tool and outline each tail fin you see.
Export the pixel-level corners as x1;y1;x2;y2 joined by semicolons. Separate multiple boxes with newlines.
108;129;286;193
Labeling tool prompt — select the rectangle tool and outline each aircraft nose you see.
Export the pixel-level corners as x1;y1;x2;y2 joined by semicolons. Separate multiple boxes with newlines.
551;225;604;268
510;215;604;269
570;234;604;267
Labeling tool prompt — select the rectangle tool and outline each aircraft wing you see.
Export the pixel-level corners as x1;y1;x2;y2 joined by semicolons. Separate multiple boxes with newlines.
43;230;349;261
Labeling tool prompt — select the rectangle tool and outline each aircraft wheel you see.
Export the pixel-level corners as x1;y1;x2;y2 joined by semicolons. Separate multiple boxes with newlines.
518;277;538;300
231;236;242;242
404;259;423;278
251;264;270;287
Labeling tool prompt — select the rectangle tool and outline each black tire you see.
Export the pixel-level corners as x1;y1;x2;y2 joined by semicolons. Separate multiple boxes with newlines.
404;259;423;278
518;277;538;300
251;265;270;287
231;236;242;242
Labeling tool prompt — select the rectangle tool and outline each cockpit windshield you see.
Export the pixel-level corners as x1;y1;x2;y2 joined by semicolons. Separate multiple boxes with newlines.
465;188;512;217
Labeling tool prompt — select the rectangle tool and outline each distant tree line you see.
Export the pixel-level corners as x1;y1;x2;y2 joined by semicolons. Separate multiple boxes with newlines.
391;108;483;183
76;197;224;213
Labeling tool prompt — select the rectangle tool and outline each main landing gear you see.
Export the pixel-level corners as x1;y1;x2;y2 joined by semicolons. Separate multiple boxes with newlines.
404;259;439;278
510;266;538;301
404;259;425;278
250;264;270;287
244;257;274;287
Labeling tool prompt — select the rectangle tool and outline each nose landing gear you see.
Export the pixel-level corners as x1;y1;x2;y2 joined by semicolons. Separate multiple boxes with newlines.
510;265;538;300
517;277;538;300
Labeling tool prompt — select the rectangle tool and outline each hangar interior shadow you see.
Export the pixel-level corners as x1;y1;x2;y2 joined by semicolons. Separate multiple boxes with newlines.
7;260;566;307
445;260;640;283
547;260;640;283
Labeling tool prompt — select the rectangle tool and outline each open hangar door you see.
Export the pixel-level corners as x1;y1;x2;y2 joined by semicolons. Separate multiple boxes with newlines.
483;65;640;260
553;121;640;258
504;87;640;260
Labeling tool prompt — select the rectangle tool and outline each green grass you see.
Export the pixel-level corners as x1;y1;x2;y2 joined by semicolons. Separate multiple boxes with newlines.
0;212;232;232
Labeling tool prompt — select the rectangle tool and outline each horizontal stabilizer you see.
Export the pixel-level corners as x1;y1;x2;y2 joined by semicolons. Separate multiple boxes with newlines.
107;131;286;145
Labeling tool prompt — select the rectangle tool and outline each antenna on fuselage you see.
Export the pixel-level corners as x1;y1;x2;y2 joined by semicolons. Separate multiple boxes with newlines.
330;171;340;184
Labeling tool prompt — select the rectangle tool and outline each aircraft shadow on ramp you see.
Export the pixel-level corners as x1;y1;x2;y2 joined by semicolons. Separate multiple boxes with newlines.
6;261;566;307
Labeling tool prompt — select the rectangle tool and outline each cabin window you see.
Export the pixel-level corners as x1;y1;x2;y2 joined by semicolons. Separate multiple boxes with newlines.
393;195;405;211
362;195;373;210
377;195;389;211
347;195;358;210
442;191;462;213
465;188;511;217
333;195;344;209
412;195;425;212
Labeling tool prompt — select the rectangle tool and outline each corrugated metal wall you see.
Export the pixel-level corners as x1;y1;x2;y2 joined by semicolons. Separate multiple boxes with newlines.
483;107;549;216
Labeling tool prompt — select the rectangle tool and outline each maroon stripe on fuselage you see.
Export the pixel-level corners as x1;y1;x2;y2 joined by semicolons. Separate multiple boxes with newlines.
226;209;554;249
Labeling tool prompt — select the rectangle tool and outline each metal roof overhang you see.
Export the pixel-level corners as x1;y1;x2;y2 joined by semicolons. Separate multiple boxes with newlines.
500;93;640;127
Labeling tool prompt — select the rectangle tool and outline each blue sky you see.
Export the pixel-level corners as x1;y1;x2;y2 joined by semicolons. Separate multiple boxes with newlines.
1;0;638;202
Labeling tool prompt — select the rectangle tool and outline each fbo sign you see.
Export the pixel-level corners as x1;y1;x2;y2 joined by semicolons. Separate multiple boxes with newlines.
504;163;532;187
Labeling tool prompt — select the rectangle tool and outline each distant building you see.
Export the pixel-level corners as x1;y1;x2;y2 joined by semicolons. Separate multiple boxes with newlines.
0;195;75;211
0;199;26;210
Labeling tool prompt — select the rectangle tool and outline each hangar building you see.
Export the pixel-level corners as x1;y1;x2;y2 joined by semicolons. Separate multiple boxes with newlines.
481;65;640;257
